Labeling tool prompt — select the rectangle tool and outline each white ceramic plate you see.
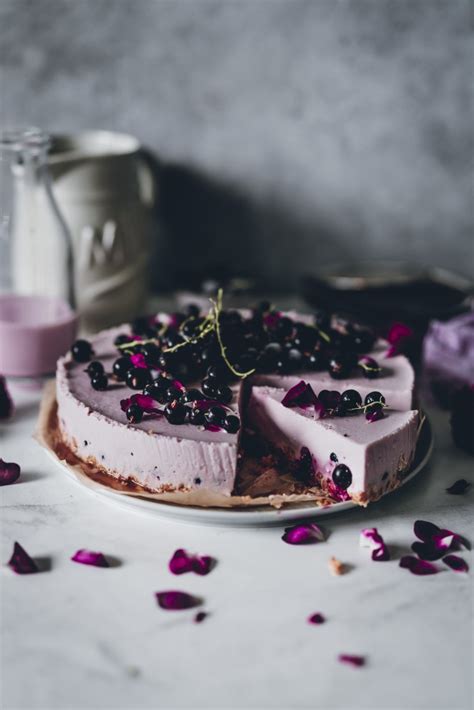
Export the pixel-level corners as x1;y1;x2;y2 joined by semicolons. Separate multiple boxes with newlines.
46;417;433;526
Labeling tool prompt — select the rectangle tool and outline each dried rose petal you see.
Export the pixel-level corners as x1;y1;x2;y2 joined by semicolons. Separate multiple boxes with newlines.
327;480;351;502
0;459;21;486
71;549;109;567
399;556;439;575
282;523;325;545
7;542;39;574
338;654;365;668
366;409;385;423
446;479;471;495
385;322;413;357
413;520;442;542
308;613;325;625
360;527;390;561
171;379;186;392
443;555;469;573
120;394;161;414
169;549;214;576
263;311;282;328
282;380;318;409
194;611;208;623
411;541;444;561
155;591;202;610
130;353;148;369
0;376;14;419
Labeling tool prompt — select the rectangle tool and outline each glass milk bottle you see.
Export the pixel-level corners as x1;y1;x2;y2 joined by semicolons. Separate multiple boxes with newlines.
0;128;77;377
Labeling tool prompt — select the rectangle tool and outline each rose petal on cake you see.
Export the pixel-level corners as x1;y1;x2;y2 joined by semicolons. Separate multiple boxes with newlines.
308;612;325;625
130;353;148;369
399;555;439;575
314;399;327;419
263;311;282;328
0;459;21;486
7;542;39;574
120;394;160;414
282;381;318;410
413;520;441;542
385;322;414;357
0;375;14;420
338;654;365;668
156;591;202;610
366;409;385;422
443;555;469;573
169;549;214;576
282;523;325;545
171;379;186;392
71;549;110;567
446;479;471;495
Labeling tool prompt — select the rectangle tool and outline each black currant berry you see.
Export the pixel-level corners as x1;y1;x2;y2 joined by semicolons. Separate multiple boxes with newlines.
332;464;352;490
114;333;132;347
85;361;104;378
126;403;143;423
341;389;362;410
189;408;205;426
113;356;133;381
164;401;187;424
91;373;108;391
71;339;93;363
364;391;386;412
186;303;200;318
201;378;218;398
224;415;240;433
206;363;229;382
180;388;202;404
164;385;182;403
215;384;233;405
328;355;353;380
330;452;338;462
126;367;152;390
204;406;226;426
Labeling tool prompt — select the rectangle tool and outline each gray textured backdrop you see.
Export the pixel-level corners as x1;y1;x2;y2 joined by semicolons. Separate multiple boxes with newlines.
1;0;472;289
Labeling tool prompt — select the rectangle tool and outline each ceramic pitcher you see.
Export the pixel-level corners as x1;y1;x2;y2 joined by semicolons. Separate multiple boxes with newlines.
46;131;158;331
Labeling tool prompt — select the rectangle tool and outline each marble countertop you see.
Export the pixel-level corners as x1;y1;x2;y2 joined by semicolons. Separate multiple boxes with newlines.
1;382;472;710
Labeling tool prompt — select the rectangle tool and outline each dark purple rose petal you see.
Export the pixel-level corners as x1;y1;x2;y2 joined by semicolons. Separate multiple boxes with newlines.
0;375;14;419
443;555;469;573
130;353;148;369
399;556;439;575
194;611;208;623
414;520;441;542
446;479;471;495
411;541;445;561
263;311;282;328
372;544;390;561
171;379;186;392
169;549;214;576
281;381;318;409
0;459;21;486
156;591;202;610
71;549;110;567
282;523;325;545
385;322;414;357
120;394;161;414
308;613;325;625
338;654;365;668
8;542;39;574
366;409;385;422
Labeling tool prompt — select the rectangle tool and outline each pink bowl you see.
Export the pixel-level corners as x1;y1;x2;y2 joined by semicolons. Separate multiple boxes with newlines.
0;294;78;377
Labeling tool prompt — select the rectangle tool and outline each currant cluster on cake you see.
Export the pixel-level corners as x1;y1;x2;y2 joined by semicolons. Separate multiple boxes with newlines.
70;294;383;434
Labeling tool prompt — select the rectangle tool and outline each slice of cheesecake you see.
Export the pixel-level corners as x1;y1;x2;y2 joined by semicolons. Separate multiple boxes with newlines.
247;386;419;504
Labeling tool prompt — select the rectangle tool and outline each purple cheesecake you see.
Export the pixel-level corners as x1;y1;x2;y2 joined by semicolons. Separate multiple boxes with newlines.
55;305;419;506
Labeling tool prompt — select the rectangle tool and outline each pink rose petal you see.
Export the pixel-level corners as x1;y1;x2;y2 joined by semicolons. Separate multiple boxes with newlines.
338;654;365;668
155;591;202;610
7;542;39;574
130;353;148;369
399;556;439;575
282;523;325;545
0;375;14;419
0;459;21;486
308;613;325;625
360;528;390;561
71;549;110;567
120;394;161;414
446;479;470;495
443;555;469;573
385;322;413;357
169;549;214;576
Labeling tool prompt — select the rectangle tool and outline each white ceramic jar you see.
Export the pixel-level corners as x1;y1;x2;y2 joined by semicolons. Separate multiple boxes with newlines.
47;131;158;332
